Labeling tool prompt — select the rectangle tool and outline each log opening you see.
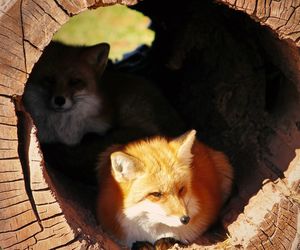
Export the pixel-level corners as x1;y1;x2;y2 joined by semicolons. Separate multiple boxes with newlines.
1;0;300;249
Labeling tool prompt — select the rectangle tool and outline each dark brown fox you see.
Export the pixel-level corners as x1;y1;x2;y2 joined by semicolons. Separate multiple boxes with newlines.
23;42;185;183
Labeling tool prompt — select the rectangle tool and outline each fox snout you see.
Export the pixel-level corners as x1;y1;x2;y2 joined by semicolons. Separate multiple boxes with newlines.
162;195;192;226
180;215;190;225
50;95;73;111
52;96;65;106
160;209;190;227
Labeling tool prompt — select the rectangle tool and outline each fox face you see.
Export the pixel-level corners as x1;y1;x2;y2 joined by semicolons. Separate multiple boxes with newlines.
126;187;191;228
120;162;194;228
23;42;111;145
39;74;94;113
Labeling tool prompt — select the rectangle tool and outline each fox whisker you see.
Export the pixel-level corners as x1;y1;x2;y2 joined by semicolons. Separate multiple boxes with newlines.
73;96;91;100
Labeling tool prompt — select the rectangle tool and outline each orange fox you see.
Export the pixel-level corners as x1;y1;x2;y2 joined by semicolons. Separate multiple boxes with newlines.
96;130;233;248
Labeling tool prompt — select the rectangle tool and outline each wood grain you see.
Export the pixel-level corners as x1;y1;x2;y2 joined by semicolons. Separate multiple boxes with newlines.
228;171;300;249
217;0;300;46
0;0;299;249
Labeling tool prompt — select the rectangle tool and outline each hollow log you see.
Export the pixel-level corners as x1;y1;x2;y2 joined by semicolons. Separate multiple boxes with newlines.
0;0;299;249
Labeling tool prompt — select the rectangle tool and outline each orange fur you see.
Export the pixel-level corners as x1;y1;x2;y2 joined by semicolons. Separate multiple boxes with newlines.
96;130;233;247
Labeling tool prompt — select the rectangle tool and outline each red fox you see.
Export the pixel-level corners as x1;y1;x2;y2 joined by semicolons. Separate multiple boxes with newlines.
96;130;233;248
23;41;184;146
23;42;184;183
23;42;112;145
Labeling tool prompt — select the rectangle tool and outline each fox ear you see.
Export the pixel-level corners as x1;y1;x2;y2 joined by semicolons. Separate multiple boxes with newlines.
111;152;141;182
171;130;196;165
82;43;110;75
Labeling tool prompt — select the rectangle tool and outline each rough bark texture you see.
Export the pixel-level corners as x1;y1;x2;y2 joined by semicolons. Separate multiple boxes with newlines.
0;0;299;249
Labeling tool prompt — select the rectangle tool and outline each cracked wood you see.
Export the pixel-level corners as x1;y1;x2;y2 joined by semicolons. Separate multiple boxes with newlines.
218;0;300;46
0;0;299;249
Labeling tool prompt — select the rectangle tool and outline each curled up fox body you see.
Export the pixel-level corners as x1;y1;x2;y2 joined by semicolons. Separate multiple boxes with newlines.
96;130;233;248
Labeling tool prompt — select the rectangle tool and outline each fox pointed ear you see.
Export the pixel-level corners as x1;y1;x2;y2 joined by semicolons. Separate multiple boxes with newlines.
111;152;141;182
171;130;196;165
82;43;110;75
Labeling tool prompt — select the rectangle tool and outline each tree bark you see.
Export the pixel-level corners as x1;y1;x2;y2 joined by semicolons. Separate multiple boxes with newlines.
0;0;299;249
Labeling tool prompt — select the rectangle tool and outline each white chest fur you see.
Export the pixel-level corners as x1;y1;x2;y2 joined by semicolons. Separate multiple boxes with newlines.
119;196;204;247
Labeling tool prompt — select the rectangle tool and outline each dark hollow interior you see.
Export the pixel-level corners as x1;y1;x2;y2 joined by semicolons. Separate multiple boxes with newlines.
21;0;300;247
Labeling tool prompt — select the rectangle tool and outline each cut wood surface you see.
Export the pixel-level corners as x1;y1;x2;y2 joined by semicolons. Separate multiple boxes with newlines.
0;0;299;249
227;154;300;249
217;0;300;47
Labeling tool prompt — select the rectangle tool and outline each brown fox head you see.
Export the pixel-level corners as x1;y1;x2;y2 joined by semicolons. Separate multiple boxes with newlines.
26;42;110;112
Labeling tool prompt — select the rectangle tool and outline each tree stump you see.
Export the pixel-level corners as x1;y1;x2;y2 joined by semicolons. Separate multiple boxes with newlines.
0;0;299;249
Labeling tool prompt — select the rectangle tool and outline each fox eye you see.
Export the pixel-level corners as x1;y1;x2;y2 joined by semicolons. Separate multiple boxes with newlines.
179;186;185;195
41;76;55;87
69;78;84;87
149;192;162;198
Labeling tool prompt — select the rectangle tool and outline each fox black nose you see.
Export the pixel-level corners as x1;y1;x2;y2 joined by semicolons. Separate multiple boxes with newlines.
180;215;190;225
54;96;66;106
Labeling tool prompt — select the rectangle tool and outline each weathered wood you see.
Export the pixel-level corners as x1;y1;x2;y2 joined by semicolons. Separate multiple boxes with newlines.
0;1;26;96
0;0;300;249
228;158;300;249
217;0;300;46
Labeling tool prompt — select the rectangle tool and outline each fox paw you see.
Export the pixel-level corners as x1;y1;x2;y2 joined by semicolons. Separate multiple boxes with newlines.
154;237;185;250
132;241;155;250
